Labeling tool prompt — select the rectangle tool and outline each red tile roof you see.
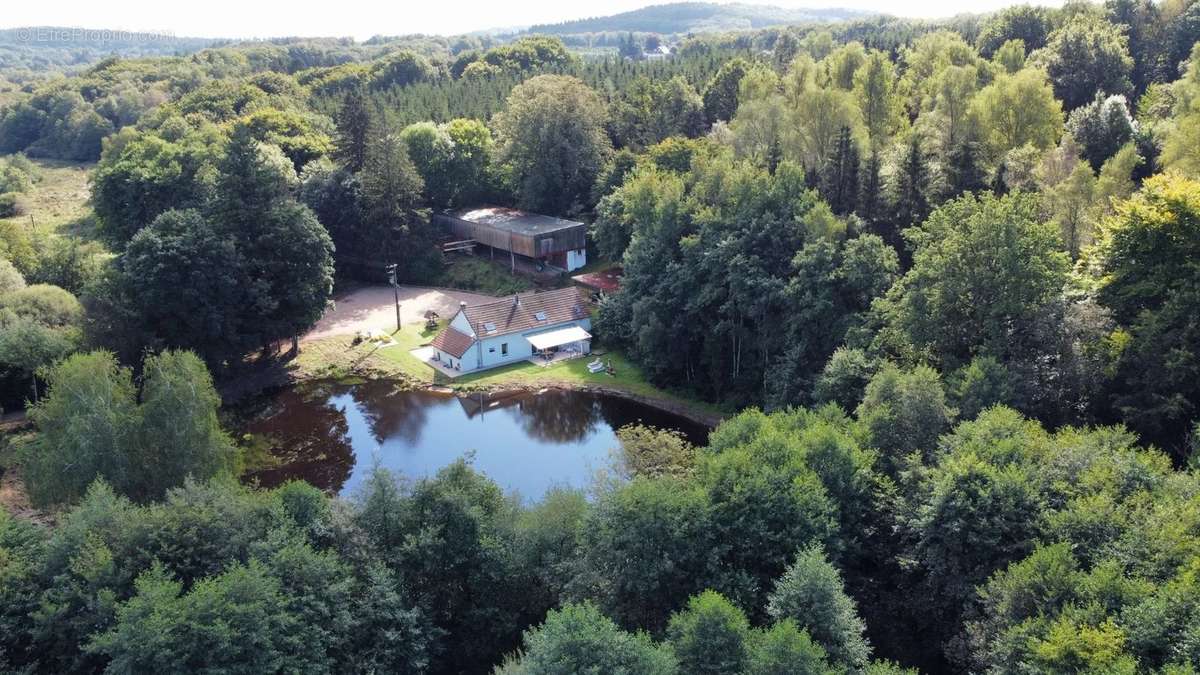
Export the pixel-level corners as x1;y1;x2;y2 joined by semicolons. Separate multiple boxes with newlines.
429;326;474;359
462;287;589;339
572;267;623;293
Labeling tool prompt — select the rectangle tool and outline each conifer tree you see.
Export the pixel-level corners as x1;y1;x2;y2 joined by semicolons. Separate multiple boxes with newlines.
333;87;372;173
819;127;860;216
943;140;988;200
890;135;931;232
856;151;885;227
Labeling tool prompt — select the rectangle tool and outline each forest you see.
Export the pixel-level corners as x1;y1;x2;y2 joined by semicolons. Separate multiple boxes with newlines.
3;0;1200;672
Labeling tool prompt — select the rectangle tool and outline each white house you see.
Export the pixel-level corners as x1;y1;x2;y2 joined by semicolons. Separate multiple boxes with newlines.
427;287;592;372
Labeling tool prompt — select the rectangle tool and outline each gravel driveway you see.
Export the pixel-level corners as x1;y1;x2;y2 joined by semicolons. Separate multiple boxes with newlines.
303;285;499;342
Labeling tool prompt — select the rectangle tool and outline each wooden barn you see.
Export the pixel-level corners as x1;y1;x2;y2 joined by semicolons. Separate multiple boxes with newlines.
434;206;588;272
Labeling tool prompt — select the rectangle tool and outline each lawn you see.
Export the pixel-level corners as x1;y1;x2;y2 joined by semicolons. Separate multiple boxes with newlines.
296;320;726;424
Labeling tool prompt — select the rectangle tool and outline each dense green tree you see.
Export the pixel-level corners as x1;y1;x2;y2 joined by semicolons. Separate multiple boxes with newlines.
971;68;1064;156
90;562;307;673
746;620;835;675
360;130;439;280
783;87;865;171
22;350;237;506
855;364;954;475
976;4;1053;57
767;545;871;669
942;140;988;199
0;283;82;400
368;50;438;90
610;76;706;150
666;590;751;675
236;107;332;171
494;75;612;215
613;424;697;480
1094;173;1200;450
118;209;249;364
813;347;880;412
874;191;1070;367
888;135;931;238
0;310;80;403
1067;92;1135;170
992;39;1027;73
440;117;497;207
332;87;372;172
299;159;364;268
949;355;1015;420
819;126;860;215
399;121;452;204
92;127;222;246
22;352;138;506
498;603;678;675
853;51;905;146
134;350;238;501
400;117;497;209
703;58;752;124
1035;14;1135;109
347;564;434;673
896;408;1049;663
856;150;886;228
574;477;716;633
355;462;529;674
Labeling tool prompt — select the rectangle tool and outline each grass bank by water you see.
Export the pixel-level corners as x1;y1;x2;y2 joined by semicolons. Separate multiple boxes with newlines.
292;322;726;427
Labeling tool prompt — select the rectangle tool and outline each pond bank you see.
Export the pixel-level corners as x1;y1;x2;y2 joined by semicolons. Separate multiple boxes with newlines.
233;333;727;430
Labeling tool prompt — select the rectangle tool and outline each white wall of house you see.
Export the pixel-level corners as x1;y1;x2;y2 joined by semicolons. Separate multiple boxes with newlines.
566;249;587;272
468;318;592;371
450;310;474;336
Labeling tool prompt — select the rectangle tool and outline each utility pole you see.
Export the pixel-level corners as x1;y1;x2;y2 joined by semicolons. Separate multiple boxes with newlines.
386;263;400;333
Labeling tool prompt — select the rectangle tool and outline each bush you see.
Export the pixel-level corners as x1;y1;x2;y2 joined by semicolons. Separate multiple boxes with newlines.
0;192;27;218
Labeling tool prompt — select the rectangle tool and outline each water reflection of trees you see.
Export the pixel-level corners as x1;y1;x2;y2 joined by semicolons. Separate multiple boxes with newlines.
245;388;354;493
595;396;710;447
351;381;434;446
509;391;602;443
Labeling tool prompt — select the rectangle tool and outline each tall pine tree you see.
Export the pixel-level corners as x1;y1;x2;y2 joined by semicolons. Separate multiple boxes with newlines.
943;140;988;200
892;136;930;219
885;136;931;266
334;87;372;173
819;127;860;216
856;151;885;227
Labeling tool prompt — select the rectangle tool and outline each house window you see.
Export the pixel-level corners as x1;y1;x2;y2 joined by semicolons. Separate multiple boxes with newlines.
488;347;495;353
501;343;508;356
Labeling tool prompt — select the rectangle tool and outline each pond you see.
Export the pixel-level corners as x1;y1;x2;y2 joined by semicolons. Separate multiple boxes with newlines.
240;380;710;499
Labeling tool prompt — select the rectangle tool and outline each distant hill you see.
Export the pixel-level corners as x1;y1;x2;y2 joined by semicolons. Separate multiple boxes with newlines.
524;2;871;35
0;27;217;73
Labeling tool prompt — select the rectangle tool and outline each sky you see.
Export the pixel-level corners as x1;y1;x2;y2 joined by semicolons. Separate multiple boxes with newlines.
1;0;1064;41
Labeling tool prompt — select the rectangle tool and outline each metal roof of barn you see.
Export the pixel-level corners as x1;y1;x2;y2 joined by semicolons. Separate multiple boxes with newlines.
446;206;584;236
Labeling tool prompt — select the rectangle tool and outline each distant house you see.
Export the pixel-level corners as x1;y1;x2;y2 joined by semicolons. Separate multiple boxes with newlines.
643;44;672;60
428;287;592;372
434;206;588;272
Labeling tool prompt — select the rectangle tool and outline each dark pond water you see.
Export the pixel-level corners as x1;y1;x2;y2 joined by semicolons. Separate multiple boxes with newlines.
241;379;709;499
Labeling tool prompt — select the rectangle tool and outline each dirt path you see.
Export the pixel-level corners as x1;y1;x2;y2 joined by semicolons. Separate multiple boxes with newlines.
304;285;499;342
